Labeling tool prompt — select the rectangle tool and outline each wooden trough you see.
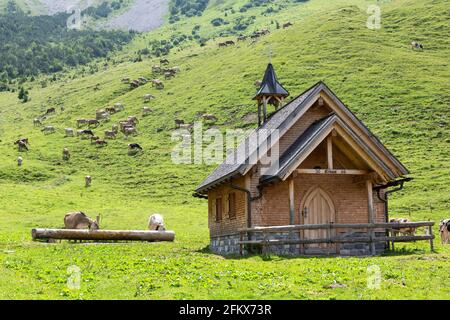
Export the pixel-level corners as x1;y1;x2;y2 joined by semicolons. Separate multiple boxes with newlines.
32;228;175;242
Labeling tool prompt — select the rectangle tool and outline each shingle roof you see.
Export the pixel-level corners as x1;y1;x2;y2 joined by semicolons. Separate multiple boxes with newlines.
195;81;322;193
254;63;289;100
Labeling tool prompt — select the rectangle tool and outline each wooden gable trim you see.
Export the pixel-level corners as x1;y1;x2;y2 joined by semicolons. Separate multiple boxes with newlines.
280;119;394;182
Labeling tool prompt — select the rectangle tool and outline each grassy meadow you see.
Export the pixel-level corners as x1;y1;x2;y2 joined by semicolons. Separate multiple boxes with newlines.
0;0;449;299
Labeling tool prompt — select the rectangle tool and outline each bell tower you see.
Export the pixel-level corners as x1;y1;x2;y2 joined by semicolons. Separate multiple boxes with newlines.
253;63;289;126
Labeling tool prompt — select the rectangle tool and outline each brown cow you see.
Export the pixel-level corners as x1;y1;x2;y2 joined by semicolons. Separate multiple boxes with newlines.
64;212;99;230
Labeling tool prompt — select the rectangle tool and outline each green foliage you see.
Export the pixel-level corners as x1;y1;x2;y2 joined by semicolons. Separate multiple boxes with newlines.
0;1;135;82
169;0;210;23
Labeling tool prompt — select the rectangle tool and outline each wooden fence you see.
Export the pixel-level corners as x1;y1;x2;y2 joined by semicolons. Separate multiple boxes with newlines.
238;221;435;255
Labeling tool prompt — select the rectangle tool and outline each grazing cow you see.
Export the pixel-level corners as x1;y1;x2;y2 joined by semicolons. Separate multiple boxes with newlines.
87;119;100;127
260;28;270;35
151;79;164;89
112;124;119;133
41;126;55;134
164;72;175;80
15;138;29;146
78;129;94;138
411;41;424;50
106;106;117;114
64;212;99;230
17;156;23;166
65;128;74;137
237;35;247;41
152;65;161;73
142;106;153;116
130;80;140;89
127;116;139;125
94;139;107;147
174;119;185;127
138;77;148;84
128;143;143;150
439;219;450;244
76;119;88;128
160;58;169;65
33;118;42;127
250;33;260;39
225;40;235;46
390;218;416;236
124;127;138;136
218;42;227;47
144;94;155;102
62;148;70;161
85;176;92;187
46;107;56;115
283;22;293;29
104;130;116;139
148;214;166;231
202;114;218;122
121;77;130;84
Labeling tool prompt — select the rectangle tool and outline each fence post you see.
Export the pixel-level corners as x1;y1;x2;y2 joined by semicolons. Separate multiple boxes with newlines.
239;231;243;256
428;225;434;252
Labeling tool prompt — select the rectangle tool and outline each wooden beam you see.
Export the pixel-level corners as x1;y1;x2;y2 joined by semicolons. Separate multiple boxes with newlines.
32;229;175;242
367;180;376;255
289;178;295;225
327;135;333;170
297;169;369;175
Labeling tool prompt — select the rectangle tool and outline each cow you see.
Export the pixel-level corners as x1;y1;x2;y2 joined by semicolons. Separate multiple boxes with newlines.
46;107;56;115
15;138;29;146
439;219;450;244
138;77;148;84
260;28;270;35
164;72;175;80
121;77;130;84
152;65;161;73
106;106;117;114
33;118;42;127
64;212;99;230
127;116;139;125
237;35;247;41
85;176;92;187
17;156;23;166
124;127;138;136
283;22;293;29
144;94;155;102
151;79;164;89
104;130;116;139
94;139;107;147
128;143;143;150
142;106;153;116
77;119;88;128
62;148;70;161
87;119;100;127
225;40;235;46
389;218;416;236
174;119;185;127
112;124;119;133
411;41;424;50
65;128;74;137
160;58;169;65
41;126;55;134
218;42;227;47
90;136;100;143
148;214;165;231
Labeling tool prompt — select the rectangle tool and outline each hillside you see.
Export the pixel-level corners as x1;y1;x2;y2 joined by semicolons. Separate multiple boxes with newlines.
0;0;449;299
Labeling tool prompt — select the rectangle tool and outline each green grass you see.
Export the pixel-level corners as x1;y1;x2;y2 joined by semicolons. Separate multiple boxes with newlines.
0;0;449;299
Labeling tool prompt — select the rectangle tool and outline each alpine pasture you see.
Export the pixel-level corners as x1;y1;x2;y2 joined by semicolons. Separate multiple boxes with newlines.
0;0;449;299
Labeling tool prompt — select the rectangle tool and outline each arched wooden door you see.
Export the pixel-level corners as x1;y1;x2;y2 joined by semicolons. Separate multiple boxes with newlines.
302;187;336;253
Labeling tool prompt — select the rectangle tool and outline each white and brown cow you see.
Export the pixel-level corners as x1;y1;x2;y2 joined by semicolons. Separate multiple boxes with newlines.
439;219;450;244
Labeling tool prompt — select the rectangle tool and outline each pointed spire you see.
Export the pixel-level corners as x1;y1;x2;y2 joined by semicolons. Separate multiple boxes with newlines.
253;63;289;102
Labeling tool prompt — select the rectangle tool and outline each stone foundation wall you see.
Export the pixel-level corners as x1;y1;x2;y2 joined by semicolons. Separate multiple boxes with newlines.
210;231;387;256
